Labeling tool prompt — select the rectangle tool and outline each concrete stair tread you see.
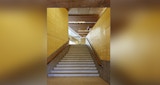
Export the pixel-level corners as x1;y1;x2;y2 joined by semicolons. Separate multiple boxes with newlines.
61;60;93;62
58;62;94;65
63;57;92;58
62;59;92;60
68;51;90;54
68;50;89;51
66;54;91;55
62;58;92;60
66;55;91;56
53;67;97;70
64;56;92;57
64;57;91;58
64;57;92;58
63;57;92;59
48;74;99;77
53;69;97;71
56;64;95;67
55;66;96;68
50;70;98;73
48;45;99;77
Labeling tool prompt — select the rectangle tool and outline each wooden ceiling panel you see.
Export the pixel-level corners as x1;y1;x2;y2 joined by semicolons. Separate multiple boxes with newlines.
69;23;95;30
69;15;98;22
47;0;110;8
68;8;107;37
69;8;107;15
69;23;95;27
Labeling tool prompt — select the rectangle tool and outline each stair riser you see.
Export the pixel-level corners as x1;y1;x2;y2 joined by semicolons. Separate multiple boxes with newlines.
63;57;93;60
48;45;99;77
54;68;97;71
50;71;98;74
69;49;89;52
63;57;92;59
68;51;89;52
67;50;89;51
64;55;91;57
55;66;96;68
66;55;91;56
56;65;95;67
66;54;91;55
54;67;97;70
63;58;92;60
63;57;92;58
65;55;91;57
61;60;93;62
58;62;94;65
48;74;99;77
64;57;91;58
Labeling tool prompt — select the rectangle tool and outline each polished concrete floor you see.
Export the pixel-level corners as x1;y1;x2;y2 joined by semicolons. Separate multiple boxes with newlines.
48;77;109;85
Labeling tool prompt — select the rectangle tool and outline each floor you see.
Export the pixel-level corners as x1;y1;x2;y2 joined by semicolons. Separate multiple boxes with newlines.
48;77;109;85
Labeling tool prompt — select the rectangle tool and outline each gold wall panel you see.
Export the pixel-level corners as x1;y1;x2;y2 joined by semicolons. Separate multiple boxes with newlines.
87;8;110;61
47;8;68;56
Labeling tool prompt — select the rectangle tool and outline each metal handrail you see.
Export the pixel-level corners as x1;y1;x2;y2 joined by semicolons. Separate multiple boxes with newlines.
86;38;103;67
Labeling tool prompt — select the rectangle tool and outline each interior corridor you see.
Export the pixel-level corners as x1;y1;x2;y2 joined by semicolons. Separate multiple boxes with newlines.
1;1;160;85
47;7;110;85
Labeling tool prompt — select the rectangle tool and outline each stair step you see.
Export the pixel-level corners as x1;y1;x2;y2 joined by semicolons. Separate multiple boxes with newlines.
48;74;99;77
66;55;91;56
63;57;92;58
63;57;92;60
54;67;96;70
66;55;90;56
48;45;99;77
64;56;92;58
69;49;89;52
58;62;94;64
70;47;88;48
50;70;98;74
66;54;91;56
61;59;93;62
68;52;90;53
65;55;91;57
56;64;95;67
70;46;88;49
68;50;89;51
69;50;88;51
68;51;89;54
70;46;87;48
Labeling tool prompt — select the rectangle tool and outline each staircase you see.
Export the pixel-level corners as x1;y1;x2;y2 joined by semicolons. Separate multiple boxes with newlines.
48;45;99;77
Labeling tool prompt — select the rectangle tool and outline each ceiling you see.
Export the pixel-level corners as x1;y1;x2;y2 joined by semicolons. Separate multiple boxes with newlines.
46;0;109;37
69;8;107;37
47;0;110;8
69;8;107;15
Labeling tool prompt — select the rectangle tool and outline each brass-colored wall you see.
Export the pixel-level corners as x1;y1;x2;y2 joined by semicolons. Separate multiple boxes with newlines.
47;8;68;56
0;8;46;80
87;8;110;61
